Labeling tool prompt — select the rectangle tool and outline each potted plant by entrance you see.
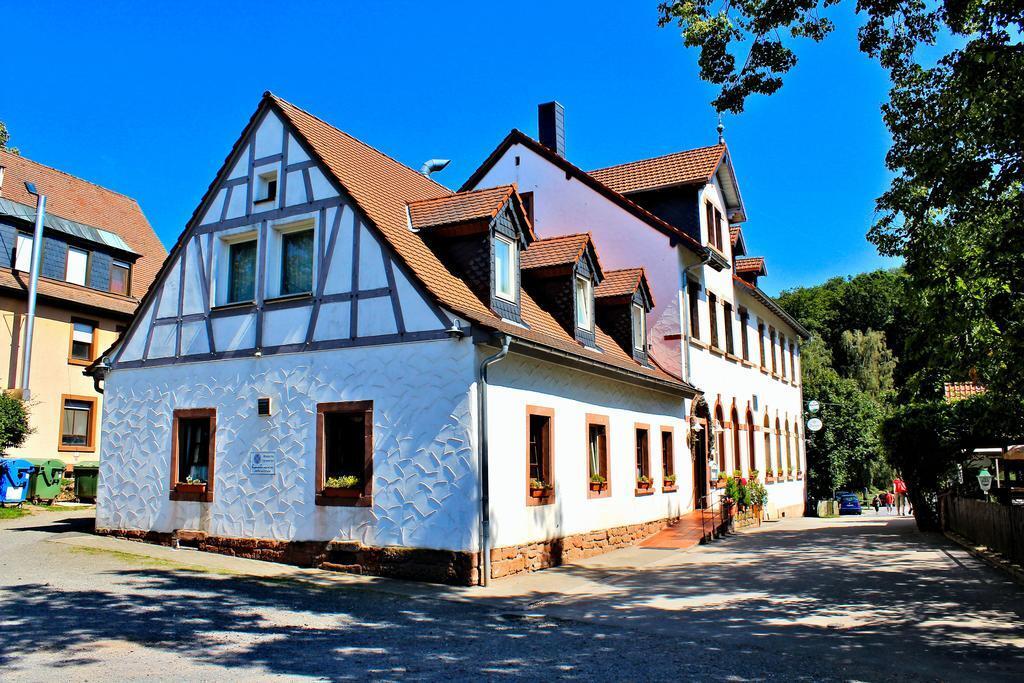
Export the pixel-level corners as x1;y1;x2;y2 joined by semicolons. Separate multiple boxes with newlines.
529;479;552;498
749;469;760;480
589;474;608;492
765;468;775;483
323;475;362;499
715;474;727;489
175;477;207;495
636;475;652;491
664;473;677;490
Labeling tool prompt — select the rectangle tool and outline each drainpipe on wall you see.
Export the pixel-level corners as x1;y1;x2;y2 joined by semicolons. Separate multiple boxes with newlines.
476;334;511;587
19;183;47;400
681;247;715;385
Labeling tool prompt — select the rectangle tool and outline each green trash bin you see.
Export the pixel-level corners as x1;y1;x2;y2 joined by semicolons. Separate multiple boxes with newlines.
25;458;65;503
73;461;100;502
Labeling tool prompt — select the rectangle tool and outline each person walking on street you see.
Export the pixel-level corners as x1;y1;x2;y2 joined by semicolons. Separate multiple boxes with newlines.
894;476;908;515
884;491;894;514
871;495;881;514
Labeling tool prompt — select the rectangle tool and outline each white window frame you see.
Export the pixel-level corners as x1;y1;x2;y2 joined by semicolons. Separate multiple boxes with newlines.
494;236;517;302
214;227;259;306
575;275;594;330
14;233;33;272
66;247;89;286
265;218;316;300
632;303;646;351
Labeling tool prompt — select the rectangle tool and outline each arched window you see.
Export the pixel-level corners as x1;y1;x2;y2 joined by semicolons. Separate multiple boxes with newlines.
731;407;741;475
715;404;726;472
775;418;783;474
763;414;772;475
747;409;757;473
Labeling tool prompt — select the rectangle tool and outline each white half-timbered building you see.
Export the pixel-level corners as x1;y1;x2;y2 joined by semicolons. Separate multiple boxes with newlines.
92;94;703;584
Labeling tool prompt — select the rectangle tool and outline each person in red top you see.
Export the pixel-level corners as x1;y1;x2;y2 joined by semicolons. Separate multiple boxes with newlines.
894;477;908;515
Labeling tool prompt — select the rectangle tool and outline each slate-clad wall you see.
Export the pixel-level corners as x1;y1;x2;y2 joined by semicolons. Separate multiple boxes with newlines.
41;236;67;281
89;250;112;291
0;220;16;268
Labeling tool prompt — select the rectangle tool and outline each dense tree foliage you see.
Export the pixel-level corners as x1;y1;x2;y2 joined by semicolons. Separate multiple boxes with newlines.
660;0;1023;528
779;270;901;499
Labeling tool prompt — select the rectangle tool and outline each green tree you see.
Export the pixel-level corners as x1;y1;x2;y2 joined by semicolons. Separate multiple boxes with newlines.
0;392;30;453
835;329;896;397
804;371;883;499
0;121;18;155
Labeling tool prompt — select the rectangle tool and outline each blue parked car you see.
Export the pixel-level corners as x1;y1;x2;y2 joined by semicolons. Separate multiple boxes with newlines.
838;493;862;515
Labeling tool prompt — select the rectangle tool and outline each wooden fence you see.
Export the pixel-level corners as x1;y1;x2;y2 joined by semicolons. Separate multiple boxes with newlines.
943;495;1024;566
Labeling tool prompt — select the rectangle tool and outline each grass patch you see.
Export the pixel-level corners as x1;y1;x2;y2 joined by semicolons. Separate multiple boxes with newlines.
0;507;28;519
68;545;241;576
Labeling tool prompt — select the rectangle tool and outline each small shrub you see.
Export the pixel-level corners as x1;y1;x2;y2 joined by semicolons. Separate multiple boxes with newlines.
529;478;552;490
0;392;31;453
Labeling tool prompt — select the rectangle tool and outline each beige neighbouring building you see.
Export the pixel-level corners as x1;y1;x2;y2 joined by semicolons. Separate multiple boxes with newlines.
0;150;164;466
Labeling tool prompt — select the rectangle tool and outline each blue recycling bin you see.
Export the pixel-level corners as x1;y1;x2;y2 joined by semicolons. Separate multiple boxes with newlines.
0;458;33;506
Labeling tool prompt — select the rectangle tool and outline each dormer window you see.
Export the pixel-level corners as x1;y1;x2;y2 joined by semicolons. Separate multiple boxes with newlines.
255;171;278;204
631;303;646;351
494;236;517;301
575;275;593;330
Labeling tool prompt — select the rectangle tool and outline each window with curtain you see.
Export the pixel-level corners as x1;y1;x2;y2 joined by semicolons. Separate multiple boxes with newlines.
227;240;257;303
110;260;131;295
281;229;314;295
177;416;212;483
661;429;674;480
61;399;93;448
587;419;609;494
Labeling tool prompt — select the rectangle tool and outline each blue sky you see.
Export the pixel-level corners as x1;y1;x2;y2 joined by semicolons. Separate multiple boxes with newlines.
2;1;901;295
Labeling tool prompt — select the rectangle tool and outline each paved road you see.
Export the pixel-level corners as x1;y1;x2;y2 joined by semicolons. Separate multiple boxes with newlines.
0;511;1021;681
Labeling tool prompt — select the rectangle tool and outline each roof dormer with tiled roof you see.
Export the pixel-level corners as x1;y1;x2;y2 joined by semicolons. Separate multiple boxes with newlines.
0;150;165;317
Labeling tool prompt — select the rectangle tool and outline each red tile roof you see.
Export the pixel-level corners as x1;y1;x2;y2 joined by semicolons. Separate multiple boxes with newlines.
595;267;655;308
459;130;705;256
408;185;515;231
151;94;689;392
943;382;986;402
521;233;594;271
735;257;767;276
588;144;725;195
730;227;741;246
0;149;165;300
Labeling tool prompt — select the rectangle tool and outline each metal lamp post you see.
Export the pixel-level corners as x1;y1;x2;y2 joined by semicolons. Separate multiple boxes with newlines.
20;181;46;400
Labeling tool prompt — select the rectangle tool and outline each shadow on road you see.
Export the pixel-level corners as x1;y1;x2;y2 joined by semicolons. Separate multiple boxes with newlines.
1;517;1022;680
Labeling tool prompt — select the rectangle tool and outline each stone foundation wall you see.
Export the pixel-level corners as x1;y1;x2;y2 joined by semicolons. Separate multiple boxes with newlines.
96;528;478;586
489;516;677;579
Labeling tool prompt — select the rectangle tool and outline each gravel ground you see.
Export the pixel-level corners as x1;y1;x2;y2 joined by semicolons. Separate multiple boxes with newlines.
0;510;1022;681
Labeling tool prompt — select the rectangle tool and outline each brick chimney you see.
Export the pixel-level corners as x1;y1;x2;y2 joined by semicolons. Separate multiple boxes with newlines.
538;102;565;158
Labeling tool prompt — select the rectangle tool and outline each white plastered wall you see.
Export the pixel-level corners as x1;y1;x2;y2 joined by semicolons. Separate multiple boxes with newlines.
97;339;479;552
485;352;690;549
